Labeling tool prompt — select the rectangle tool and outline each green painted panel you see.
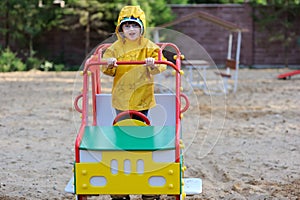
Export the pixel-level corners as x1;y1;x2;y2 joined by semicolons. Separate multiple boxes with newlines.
79;126;176;151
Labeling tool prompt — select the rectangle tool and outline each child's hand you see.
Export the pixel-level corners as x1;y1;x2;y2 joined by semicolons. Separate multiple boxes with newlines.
107;58;117;68
145;57;155;68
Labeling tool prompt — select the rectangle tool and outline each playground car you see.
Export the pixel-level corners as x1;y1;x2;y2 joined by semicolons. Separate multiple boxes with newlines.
65;42;202;200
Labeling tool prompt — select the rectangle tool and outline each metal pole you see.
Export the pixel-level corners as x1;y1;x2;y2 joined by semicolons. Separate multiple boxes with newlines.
227;33;233;59
224;33;233;93
234;31;242;93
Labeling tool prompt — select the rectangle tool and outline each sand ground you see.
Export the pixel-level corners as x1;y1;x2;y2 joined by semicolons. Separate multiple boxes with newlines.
0;68;299;199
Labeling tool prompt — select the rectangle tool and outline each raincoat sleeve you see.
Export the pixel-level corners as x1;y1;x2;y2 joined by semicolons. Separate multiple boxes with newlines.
101;48;117;77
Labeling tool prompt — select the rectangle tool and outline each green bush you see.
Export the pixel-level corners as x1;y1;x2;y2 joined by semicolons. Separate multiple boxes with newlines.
26;57;43;70
0;48;66;72
54;64;64;71
0;48;26;72
39;60;65;71
40;60;54;71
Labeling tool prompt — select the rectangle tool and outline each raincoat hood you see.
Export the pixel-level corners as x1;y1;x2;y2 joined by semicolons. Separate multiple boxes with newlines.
116;6;146;38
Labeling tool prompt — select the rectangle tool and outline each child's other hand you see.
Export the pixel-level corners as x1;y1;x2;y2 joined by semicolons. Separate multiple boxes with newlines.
107;58;117;68
145;57;155;68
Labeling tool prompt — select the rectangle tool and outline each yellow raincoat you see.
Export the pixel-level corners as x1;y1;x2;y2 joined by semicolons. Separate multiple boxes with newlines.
102;6;166;111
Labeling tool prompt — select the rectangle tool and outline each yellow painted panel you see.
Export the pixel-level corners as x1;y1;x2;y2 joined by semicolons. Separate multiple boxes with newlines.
75;151;181;195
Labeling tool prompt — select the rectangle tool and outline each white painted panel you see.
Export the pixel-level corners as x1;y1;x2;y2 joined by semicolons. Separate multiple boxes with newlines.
152;150;175;163
96;94;115;126
64;177;74;193
149;94;176;126
79;150;102;163
96;93;176;126
183;178;202;194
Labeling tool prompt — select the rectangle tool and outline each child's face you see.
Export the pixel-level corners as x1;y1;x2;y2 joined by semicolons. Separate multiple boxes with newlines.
122;22;141;41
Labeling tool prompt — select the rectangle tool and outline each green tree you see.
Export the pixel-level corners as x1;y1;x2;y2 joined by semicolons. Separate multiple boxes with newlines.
63;0;177;56
129;0;175;27
187;0;245;3
0;0;64;58
253;0;300;67
0;0;24;49
63;0;121;56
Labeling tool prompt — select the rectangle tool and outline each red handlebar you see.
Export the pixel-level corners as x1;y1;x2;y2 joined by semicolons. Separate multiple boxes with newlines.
84;60;180;74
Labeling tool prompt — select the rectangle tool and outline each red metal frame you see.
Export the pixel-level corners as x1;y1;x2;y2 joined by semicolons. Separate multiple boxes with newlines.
74;42;184;164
